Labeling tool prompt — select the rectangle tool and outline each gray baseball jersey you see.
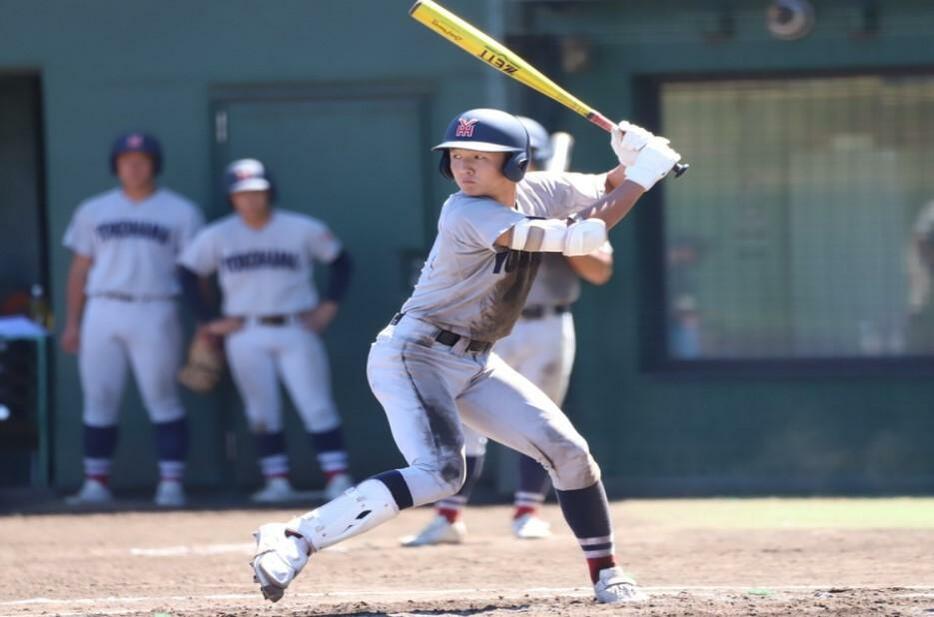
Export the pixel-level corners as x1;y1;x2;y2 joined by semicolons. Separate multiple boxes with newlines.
401;171;605;341
178;210;342;316
63;188;203;296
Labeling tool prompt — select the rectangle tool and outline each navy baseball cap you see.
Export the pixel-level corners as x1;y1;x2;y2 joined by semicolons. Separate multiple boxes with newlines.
110;132;163;174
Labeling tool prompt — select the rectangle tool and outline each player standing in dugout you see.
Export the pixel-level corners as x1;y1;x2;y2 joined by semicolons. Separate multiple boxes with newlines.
250;109;680;604
177;159;354;503
61;133;203;507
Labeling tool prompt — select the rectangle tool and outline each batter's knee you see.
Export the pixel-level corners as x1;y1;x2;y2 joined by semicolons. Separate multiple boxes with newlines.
412;452;466;502
547;438;601;491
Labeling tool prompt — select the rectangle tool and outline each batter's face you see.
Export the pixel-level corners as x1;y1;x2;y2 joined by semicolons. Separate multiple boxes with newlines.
449;148;512;198
231;190;272;226
115;152;156;192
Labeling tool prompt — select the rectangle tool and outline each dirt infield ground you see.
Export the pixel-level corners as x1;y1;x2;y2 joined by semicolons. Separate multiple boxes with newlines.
1;498;933;616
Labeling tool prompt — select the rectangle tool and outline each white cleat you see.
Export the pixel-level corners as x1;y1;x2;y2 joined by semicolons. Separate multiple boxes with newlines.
593;566;648;604
154;480;186;507
323;473;353;501
250;523;310;603
511;513;552;539
251;477;301;504
400;514;466;547
64;479;113;506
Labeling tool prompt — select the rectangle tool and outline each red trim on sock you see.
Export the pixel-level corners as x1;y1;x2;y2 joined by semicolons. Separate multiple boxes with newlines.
587;556;617;584
87;475;109;486
437;507;460;523
513;505;537;519
323;469;348;481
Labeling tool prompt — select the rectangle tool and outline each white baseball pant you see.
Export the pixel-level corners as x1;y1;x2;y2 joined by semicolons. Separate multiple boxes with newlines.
366;313;599;506
224;321;340;434
461;310;576;455
79;297;185;426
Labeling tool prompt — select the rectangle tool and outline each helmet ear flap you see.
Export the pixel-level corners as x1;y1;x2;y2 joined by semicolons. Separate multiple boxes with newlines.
439;150;454;180
502;149;529;182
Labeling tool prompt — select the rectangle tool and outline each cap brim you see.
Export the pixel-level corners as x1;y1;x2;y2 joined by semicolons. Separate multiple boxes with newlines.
229;178;271;193
432;140;524;152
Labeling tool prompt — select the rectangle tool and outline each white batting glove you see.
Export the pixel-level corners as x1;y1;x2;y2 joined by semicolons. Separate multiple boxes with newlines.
610;121;661;167
624;136;681;191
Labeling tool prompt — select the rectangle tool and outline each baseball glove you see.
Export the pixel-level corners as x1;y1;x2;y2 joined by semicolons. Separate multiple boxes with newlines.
178;335;224;393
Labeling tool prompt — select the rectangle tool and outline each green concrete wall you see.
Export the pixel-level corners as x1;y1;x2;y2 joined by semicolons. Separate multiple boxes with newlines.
2;0;933;495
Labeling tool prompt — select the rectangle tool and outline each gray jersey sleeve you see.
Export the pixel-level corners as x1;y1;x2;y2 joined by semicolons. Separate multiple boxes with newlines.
445;196;527;251
305;218;343;263
62;202;95;257
178;226;220;275
178;206;205;252
518;171;607;220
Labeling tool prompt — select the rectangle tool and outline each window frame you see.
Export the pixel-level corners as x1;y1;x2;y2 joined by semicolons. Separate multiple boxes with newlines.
636;68;934;377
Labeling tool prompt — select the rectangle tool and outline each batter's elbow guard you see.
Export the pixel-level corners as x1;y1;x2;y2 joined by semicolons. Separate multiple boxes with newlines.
324;250;353;303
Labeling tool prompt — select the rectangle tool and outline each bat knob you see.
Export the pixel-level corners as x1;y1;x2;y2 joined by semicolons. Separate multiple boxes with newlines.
673;162;689;178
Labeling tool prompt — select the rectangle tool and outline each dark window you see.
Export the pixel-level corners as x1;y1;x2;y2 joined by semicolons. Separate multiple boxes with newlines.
660;74;934;361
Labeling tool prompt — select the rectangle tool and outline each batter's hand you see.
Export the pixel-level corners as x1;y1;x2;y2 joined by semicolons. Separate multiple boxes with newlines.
611;121;662;167
302;301;338;334
204;317;244;336
60;323;80;354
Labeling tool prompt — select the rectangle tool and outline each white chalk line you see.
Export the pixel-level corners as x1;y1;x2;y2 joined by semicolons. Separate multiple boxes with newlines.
3;584;934;612
127;541;350;558
129;543;253;557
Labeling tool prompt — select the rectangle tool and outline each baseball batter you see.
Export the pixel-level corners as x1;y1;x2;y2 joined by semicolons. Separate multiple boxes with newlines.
61;132;203;507
178;159;354;503
250;109;680;604
401;116;614;546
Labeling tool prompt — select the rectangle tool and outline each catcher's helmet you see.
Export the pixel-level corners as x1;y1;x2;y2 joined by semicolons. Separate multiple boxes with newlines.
516;116;553;166
224;158;276;200
433;108;530;182
110;132;163;175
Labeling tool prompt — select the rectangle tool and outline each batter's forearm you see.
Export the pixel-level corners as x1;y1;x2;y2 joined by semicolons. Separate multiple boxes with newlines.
576;181;645;231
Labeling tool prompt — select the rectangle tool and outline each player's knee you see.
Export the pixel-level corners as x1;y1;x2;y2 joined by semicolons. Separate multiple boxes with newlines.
416;452;466;499
551;440;601;490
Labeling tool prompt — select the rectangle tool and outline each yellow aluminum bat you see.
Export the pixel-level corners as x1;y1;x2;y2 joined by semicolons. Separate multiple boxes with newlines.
409;0;688;177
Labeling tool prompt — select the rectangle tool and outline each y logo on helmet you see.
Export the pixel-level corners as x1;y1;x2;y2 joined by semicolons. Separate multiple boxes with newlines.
455;118;479;138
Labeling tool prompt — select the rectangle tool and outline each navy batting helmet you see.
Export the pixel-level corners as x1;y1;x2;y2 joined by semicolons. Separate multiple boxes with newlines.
109;132;163;175
224;158;276;201
516;116;553;166
433;108;530;182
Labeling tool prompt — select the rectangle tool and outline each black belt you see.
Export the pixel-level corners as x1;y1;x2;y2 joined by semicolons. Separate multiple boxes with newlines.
236;314;292;326
93;292;174;302
390;313;492;354
521;304;571;320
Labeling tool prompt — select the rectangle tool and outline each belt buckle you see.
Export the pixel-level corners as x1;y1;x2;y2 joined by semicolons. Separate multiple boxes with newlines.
260;315;287;326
